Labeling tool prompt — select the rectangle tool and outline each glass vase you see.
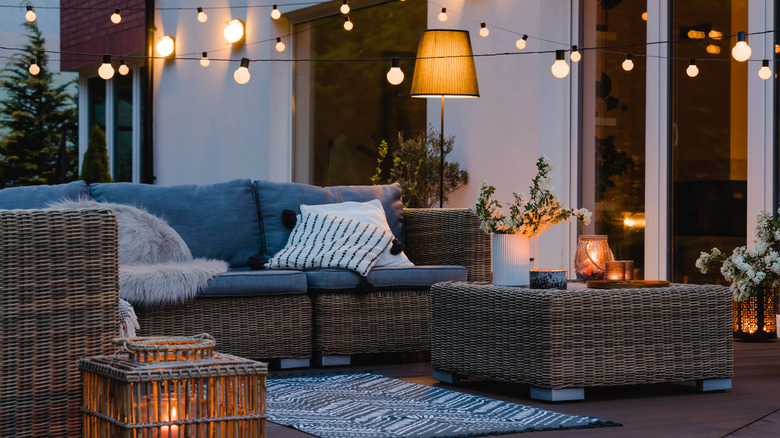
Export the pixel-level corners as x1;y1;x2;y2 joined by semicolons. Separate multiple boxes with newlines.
733;288;778;341
574;235;614;281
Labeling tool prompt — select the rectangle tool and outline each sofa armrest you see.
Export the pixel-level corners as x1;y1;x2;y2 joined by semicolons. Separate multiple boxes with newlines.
0;208;120;437
403;208;491;282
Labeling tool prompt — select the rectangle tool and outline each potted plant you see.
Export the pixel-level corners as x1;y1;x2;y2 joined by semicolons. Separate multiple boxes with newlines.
696;209;780;340
472;156;591;286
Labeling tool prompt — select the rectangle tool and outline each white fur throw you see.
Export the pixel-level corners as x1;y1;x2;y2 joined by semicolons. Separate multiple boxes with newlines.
48;198;227;308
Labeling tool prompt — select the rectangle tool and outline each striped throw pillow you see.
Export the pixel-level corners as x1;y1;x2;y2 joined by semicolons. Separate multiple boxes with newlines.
265;213;392;277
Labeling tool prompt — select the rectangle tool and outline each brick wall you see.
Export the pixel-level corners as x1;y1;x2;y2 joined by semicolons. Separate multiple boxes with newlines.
60;0;146;71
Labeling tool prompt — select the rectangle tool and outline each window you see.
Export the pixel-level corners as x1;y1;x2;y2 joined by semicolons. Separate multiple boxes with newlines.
293;0;427;186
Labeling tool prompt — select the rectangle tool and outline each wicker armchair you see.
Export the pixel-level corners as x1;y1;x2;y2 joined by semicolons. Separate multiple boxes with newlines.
0;208;120;438
311;208;492;357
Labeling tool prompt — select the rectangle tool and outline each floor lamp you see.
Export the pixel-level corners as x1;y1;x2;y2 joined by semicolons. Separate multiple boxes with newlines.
410;29;479;208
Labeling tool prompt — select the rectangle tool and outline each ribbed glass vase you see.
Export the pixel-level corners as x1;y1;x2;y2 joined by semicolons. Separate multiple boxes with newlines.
733;288;777;341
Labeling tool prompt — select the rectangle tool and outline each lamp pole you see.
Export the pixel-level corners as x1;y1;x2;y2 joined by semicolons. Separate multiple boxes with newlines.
440;96;445;208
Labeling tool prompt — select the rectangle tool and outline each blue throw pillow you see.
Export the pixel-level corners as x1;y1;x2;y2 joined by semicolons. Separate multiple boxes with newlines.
253;180;404;258
90;179;261;268
0;181;90;209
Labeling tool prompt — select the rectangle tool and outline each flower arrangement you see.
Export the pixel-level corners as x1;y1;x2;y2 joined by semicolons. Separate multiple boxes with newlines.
471;156;592;238
696;208;780;302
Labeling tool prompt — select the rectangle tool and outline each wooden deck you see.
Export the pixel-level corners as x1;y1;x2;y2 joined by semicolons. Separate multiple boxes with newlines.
268;340;780;438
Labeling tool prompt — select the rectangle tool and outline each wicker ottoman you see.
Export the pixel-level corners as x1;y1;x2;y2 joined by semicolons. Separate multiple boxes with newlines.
430;282;734;401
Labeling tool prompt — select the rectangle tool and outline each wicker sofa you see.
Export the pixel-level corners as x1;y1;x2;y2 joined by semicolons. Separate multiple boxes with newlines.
0;208;120;438
0;180;491;368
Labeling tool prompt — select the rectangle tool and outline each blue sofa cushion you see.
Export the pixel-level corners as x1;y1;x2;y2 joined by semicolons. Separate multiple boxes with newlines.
199;268;307;298
305;265;467;291
254;180;404;258
90;179;261;268
0;181;90;209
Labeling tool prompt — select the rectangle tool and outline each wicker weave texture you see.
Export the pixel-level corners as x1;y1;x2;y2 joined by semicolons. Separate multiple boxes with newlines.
313;290;430;355
135;294;312;360
0;208;120;438
404;208;491;283
431;282;734;389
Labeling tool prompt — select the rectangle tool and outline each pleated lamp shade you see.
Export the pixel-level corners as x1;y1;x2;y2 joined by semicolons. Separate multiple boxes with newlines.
411;29;479;98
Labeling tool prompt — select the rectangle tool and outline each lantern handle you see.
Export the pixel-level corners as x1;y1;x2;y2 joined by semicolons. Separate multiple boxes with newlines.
585;241;606;271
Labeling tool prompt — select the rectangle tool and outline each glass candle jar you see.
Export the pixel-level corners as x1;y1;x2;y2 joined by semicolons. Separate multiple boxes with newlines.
574;235;614;280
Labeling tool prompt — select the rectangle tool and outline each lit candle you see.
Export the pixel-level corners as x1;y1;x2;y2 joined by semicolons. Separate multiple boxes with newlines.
605;261;626;282
161;405;179;438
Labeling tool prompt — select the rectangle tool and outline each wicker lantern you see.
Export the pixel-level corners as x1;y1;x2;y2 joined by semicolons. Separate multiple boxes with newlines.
733;289;778;341
80;334;267;437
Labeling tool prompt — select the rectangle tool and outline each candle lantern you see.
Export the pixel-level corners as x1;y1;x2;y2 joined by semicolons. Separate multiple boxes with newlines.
574;235;614;280
605;261;626;282
733;289;778;341
80;334;267;437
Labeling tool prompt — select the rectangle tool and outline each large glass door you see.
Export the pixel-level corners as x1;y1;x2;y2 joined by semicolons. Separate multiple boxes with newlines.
670;0;747;284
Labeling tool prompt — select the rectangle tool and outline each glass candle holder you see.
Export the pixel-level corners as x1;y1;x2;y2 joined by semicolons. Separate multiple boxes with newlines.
622;260;634;282
574;235;614;280
605;260;626;282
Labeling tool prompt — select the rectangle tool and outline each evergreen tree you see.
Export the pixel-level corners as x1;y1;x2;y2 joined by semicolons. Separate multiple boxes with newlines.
80;125;112;184
0;20;78;188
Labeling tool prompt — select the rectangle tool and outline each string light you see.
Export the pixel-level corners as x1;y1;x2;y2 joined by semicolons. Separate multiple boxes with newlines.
515;34;528;50
98;54;115;80
110;9;121;24
706;44;721;54
386;57;404;85
708;30;723;40
438;8;447;22
275;37;285;52
479;22;489;37
25;5;36;22
156;35;175;57
686;59;699;77
551;50;569;79
340;0;350;14
622;53;634;71
200;52;210;67
271;4;281;20
234;58;250;84
28;58;40;75
118;59;129;75
731;31;751;62
569;45;581;62
224;19;245;44
343;16;353;31
197;7;207;23
758;59;772;80
641;12;647;21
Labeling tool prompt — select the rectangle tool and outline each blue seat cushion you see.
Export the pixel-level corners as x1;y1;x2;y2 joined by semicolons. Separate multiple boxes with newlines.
90;179;261;268
199;268;307;298
254;180;404;258
305;265;467;291
0;181;90;209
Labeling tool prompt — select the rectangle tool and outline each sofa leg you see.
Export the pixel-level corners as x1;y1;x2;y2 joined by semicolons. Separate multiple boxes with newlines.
315;355;351;366
696;378;732;392
433;370;462;384
278;358;311;369
530;387;585;401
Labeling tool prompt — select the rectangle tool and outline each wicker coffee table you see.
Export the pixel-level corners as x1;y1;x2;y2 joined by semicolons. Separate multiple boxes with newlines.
430;282;733;401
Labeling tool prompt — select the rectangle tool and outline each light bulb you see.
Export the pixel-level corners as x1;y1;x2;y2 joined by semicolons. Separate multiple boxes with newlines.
706;44;721;55
110;9;121;24
271;5;281;20
570;45;581;62
343;17;353;31
118;60;129;75
686;59;699;77
197;7;208;23
622;54;634;71
708;30;722;40
25;6;36;22
438;8;447;22
479;22;489;37
234;58;250;85
224;19;245;44
98;55;115;80
758;59;772;80
28;59;40;75
731;32;751;62
551;50;569;79
515;34;528;50
386;58;404;85
340;0;350;14
200;52;210;67
275;37;285;52
156;35;175;57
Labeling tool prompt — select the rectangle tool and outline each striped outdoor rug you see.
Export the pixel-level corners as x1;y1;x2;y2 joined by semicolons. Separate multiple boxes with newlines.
266;372;620;438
